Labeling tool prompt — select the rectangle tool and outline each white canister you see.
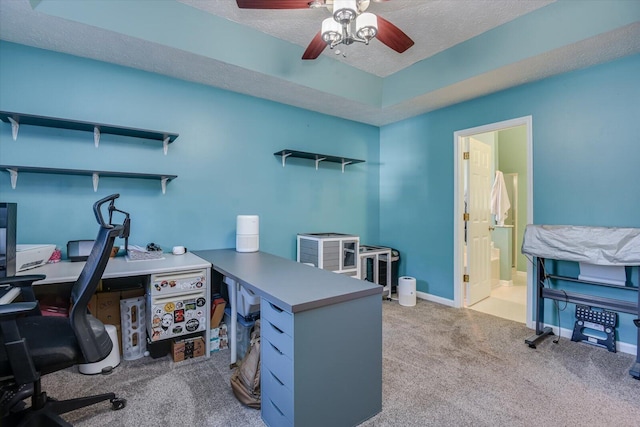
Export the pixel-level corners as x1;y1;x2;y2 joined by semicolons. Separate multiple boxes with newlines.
78;324;121;374
398;276;417;307
236;215;259;253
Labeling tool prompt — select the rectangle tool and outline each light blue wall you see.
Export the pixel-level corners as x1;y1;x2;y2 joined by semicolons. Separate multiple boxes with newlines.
380;54;640;343
2;41;639;345
0;42;380;260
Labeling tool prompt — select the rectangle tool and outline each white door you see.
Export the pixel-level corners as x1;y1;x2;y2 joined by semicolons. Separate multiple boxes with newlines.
466;137;492;306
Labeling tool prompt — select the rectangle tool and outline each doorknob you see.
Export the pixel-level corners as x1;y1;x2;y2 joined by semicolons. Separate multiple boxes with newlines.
489;226;495;231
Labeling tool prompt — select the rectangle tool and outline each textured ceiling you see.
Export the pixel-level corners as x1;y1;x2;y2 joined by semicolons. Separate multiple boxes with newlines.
179;0;555;77
0;0;639;126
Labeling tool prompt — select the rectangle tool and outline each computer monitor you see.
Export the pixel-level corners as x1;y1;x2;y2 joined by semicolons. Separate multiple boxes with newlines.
0;202;17;278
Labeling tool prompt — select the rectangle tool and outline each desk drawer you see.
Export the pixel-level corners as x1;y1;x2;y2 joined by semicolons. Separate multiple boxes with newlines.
263;368;293;421
261;298;293;336
262;396;293;427
263;339;293;389
262;318;293;359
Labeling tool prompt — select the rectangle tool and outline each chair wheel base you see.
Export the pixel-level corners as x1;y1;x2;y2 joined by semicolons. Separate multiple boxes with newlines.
1;383;33;414
110;397;126;410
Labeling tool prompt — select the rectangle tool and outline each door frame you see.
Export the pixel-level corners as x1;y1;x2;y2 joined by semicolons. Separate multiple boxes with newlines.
453;116;534;328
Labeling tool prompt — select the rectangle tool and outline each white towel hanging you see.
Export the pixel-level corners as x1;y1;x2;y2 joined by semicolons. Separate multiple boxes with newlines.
490;170;511;226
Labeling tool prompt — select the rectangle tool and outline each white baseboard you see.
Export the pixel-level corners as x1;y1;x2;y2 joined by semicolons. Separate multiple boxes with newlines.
416;291;456;307
499;279;513;287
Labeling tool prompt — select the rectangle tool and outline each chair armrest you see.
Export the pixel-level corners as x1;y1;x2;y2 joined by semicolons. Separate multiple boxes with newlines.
0;302;39;318
0;275;46;287
0;275;46;305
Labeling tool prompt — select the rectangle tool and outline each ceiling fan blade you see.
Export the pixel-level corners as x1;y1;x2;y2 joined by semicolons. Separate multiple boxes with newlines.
302;31;327;60
376;16;414;53
236;0;313;9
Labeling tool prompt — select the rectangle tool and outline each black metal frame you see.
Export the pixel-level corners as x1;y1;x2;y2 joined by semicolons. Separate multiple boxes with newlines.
525;257;640;379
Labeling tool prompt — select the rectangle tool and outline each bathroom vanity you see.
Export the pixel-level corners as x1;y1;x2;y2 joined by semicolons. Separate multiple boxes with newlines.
492;226;513;285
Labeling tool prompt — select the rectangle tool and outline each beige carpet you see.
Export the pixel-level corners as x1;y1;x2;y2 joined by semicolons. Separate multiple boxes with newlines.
40;298;639;426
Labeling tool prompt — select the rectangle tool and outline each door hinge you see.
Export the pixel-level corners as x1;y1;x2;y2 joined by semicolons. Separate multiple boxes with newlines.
463;213;470;221
463;274;469;283
463;152;470;160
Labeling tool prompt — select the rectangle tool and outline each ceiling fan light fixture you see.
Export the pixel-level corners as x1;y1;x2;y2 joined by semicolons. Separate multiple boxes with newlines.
321;17;343;44
355;12;377;43
333;0;358;24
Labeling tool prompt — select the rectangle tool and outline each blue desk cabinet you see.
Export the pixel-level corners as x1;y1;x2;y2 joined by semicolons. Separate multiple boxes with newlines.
261;295;382;427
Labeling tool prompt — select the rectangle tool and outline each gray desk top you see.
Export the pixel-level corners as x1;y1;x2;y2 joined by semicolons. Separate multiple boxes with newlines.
194;249;382;313
18;252;211;285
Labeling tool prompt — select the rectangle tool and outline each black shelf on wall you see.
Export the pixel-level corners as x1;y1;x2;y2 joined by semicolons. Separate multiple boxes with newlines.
0;111;179;194
0;165;177;193
0;111;178;152
274;149;364;172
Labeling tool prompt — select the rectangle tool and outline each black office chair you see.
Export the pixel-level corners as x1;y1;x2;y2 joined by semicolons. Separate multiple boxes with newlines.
0;194;130;426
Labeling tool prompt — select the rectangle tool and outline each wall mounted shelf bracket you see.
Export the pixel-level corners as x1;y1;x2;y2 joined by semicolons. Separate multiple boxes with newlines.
7;168;17;188
280;152;292;167
315;157;326;170
161;177;169;194
8;117;19;140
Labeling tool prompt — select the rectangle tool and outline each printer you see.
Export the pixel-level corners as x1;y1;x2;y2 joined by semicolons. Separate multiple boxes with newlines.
16;244;55;272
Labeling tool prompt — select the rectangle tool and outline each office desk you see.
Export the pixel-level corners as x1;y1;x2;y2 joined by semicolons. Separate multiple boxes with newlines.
195;249;383;427
6;252;212;355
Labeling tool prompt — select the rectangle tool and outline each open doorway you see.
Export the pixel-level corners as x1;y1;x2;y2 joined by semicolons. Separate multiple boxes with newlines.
453;116;533;327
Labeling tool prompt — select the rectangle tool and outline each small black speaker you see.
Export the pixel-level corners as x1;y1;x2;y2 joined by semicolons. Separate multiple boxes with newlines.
67;240;95;262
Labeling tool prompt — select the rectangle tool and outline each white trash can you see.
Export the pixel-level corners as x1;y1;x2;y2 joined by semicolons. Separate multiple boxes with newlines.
398;276;416;307
79;324;121;375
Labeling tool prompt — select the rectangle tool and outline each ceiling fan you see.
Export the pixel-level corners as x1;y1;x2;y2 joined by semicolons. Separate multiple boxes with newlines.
235;0;414;60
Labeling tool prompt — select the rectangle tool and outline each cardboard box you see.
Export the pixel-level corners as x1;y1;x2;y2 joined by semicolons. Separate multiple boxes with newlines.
120;288;145;300
96;292;121;326
89;289;146;326
171;336;205;362
210;297;226;329
88;294;98;315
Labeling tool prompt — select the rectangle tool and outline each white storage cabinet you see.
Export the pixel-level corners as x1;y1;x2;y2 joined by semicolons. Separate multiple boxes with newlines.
297;233;360;278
